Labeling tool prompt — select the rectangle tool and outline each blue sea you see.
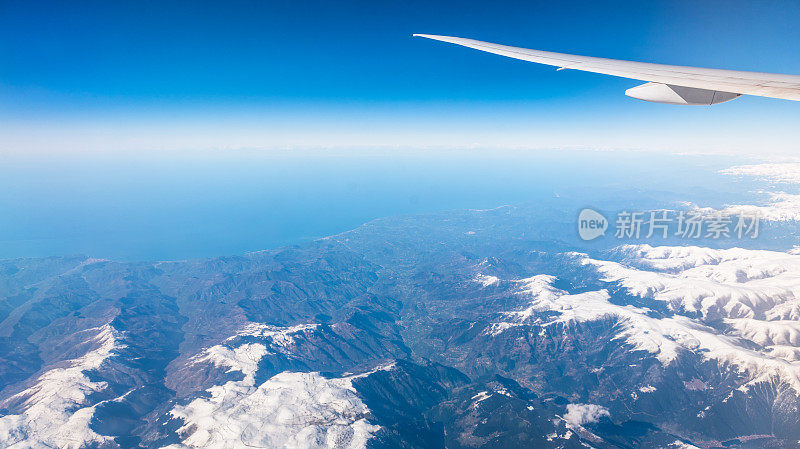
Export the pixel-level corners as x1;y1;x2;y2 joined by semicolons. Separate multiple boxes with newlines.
0;148;752;261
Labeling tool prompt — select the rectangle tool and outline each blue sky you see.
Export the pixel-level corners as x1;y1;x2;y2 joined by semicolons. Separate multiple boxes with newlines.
2;0;800;155
1;0;797;260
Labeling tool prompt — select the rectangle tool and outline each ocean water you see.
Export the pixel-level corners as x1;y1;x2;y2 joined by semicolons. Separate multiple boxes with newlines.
0;148;749;261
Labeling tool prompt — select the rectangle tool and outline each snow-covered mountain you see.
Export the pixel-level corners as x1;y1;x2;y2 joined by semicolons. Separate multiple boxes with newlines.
3;163;800;448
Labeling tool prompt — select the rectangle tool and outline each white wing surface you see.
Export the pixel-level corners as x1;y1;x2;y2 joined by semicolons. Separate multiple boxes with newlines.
414;34;800;105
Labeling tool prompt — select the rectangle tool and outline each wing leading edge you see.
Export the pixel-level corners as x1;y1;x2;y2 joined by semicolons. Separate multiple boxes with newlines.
413;34;800;104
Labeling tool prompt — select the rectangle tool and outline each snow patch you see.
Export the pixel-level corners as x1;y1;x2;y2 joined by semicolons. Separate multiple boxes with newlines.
587;244;800;320
0;324;123;449
471;391;491;406
668;441;702;449
197;343;268;378
726;318;800;347
486;251;800;391
168;328;380;449
229;323;318;349
476;274;500;287
484;321;522;336
167;371;379;449
582;244;800;391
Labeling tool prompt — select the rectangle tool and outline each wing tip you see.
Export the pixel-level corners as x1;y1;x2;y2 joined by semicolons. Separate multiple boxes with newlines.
413;33;450;40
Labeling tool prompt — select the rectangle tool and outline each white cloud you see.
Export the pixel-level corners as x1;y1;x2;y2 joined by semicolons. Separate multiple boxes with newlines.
563;403;610;427
721;191;800;221
719;163;800;221
721;163;800;185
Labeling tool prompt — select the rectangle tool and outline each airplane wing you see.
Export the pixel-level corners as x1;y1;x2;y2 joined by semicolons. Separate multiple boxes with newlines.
413;34;800;105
